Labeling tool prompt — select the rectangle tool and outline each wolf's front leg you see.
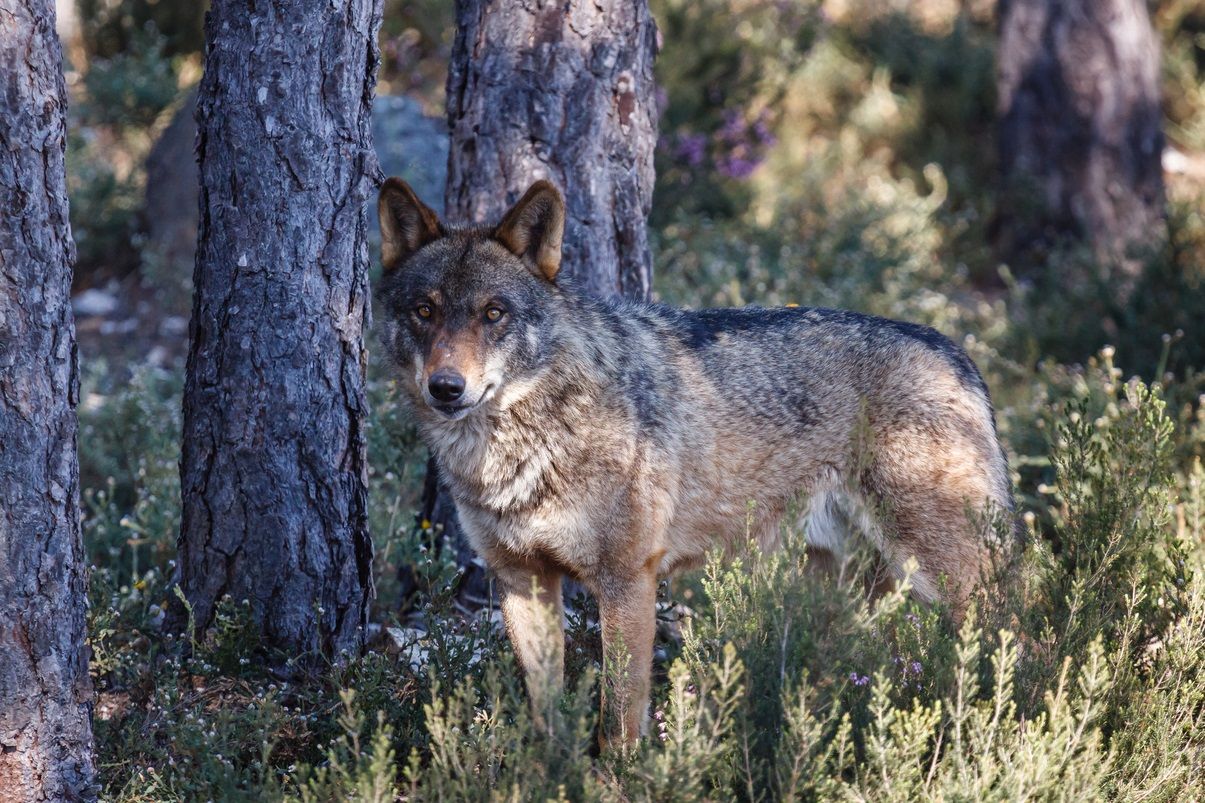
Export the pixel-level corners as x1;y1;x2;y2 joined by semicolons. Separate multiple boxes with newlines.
597;567;658;749
496;563;564;733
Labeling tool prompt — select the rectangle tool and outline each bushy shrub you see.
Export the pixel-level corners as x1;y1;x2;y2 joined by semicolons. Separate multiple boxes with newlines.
79;28;179;129
652;0;820;220
76;0;205;60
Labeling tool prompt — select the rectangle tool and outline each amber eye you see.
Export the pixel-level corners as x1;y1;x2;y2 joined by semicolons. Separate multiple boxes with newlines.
484;306;505;322
415;303;433;320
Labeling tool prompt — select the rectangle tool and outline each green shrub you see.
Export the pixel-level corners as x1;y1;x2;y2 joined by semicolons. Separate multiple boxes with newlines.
79;29;179;129
291;690;399;803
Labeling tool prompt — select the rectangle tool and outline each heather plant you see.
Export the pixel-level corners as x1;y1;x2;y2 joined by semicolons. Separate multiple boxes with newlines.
80;325;1205;803
1035;383;1188;658
290;691;400;803
652;0;821;219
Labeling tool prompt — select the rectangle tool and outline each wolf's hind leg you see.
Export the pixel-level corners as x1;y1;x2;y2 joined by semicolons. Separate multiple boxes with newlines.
496;561;564;733
804;498;900;603
872;485;993;620
863;415;1006;620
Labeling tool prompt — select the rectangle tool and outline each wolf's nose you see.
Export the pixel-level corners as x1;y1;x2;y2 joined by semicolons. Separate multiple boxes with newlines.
428;371;466;403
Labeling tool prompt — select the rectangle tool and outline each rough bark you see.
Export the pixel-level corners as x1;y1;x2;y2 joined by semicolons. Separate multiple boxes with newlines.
996;0;1166;288
412;0;659;607
174;0;382;661
446;0;659;300
0;1;97;799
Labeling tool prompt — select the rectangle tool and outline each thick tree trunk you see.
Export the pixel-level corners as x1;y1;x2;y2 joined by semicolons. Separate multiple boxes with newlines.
413;0;658;607
174;0;382;661
0;1;97;799
996;0;1166;290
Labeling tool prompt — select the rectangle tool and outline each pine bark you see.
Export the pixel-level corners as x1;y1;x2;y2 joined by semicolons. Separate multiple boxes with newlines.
0;1;97;799
445;0;659;299
415;0;659;605
996;0;1166;287
175;0;382;660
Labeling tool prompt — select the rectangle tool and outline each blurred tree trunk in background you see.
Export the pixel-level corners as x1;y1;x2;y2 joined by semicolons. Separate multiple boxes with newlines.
173;0;382;662
0;0;96;798
412;0;659;606
996;0;1166;293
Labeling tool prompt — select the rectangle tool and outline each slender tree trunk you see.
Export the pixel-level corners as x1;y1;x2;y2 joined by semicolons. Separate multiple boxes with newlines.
996;0;1166;291
174;0;382;661
413;0;659;606
0;1;97;798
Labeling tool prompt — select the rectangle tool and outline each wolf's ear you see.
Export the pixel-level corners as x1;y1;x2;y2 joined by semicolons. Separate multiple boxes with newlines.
378;177;442;271
493;181;565;282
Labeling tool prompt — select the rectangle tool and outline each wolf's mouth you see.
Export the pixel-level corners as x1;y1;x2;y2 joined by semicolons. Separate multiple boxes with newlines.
433;403;474;419
430;384;496;420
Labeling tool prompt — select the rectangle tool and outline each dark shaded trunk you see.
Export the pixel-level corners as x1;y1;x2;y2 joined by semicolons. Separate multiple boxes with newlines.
0;1;97;798
411;0;659;607
996;0;1166;290
173;0;382;661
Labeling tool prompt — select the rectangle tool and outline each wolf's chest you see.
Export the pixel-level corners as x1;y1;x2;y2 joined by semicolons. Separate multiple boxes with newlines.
443;442;608;571
435;427;556;513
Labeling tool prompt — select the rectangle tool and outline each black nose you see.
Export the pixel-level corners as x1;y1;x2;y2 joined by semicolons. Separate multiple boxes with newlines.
428;370;466;403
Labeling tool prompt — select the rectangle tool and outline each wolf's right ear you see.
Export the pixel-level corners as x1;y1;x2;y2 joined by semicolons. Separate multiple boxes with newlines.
378;177;442;271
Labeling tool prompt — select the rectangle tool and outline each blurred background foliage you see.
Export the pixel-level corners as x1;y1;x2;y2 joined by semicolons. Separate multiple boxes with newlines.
60;0;1205;798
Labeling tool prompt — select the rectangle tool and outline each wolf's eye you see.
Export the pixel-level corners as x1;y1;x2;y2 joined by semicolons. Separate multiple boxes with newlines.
415;303;433;320
484;306;505;323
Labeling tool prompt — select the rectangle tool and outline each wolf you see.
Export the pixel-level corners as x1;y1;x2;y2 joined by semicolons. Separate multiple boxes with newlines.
376;177;1013;746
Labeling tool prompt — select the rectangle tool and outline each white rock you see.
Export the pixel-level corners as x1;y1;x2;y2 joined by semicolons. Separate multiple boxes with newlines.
1163;148;1189;174
72;288;119;317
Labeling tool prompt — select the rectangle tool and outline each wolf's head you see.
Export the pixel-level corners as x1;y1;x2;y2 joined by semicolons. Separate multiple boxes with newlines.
375;178;568;422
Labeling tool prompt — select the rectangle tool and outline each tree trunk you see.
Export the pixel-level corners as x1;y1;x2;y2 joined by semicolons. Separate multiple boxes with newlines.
174;0;382;661
412;0;659;608
446;0;659;300
996;0;1166;290
0;1;97;799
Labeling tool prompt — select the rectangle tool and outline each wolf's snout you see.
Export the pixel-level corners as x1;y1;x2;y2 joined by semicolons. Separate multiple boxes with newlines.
428;370;466;403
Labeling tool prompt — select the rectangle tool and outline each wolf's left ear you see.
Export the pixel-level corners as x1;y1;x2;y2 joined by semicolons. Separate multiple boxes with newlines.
493;181;565;282
378;177;442;272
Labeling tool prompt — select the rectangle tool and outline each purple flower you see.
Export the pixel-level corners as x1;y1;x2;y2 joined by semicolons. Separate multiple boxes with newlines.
710;108;776;179
849;672;871;687
716;155;758;179
719;108;747;142
674;132;707;167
